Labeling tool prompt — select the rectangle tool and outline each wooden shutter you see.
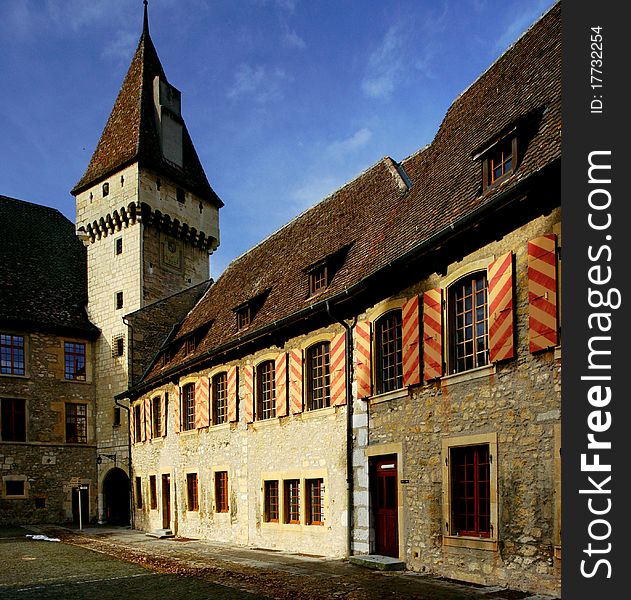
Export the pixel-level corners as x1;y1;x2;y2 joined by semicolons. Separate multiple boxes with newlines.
402;296;421;386
289;349;303;414
195;377;210;428
160;394;166;437
488;252;515;362
242;365;254;423
227;366;238;423
330;332;347;406
423;288;443;380
355;321;372;398
173;386;181;434
130;404;136;445
275;353;288;417
140;398;146;441
528;234;558;352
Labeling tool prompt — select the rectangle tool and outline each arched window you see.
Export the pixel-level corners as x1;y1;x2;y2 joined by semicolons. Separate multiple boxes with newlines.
307;342;330;410
375;310;403;394
212;372;228;425
256;360;275;420
449;272;488;373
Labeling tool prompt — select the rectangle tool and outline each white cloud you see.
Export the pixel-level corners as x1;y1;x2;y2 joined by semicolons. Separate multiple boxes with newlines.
102;30;137;63
361;25;404;100
327;128;372;158
290;174;344;209
227;64;287;104
282;28;306;49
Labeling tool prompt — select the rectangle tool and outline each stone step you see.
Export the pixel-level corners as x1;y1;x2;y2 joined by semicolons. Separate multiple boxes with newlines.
349;554;405;571
146;529;175;538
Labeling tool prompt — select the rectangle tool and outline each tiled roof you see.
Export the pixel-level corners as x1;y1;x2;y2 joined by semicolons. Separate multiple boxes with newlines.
71;27;222;207
136;2;561;389
0;195;98;337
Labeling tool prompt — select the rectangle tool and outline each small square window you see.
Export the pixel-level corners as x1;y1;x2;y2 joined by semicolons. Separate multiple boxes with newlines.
115;238;123;255
115;291;124;310
309;265;328;296
236;306;251;331
483;137;517;189
35;497;46;509
5;480;25;497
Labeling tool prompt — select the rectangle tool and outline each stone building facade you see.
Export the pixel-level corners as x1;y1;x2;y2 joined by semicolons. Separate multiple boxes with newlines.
0;197;99;525
124;4;561;594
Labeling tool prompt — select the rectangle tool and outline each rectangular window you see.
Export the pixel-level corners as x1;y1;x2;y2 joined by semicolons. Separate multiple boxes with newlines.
264;480;279;523
1;398;26;442
284;479;300;524
307;342;330;410
115;291;124;310
112;335;124;358
450;273;488;373
212;372;228;425
215;471;229;513
134;404;142;442
375;311;403;394
115;238;123;255
1;334;25;376
483;137;517;189
151;396;161;438
65;403;87;443
187;473;199;511
149;475;157;510
306;478;324;525
4;479;26;497
309;264;328;296
185;336;196;355
64;342;86;381
113;406;121;427
256;361;276;420
135;477;142;509
450;444;491;537
236;306;251;331
182;383;195;431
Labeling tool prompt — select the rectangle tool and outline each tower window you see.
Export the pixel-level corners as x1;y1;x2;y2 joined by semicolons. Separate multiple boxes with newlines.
112;335;125;358
176;187;185;203
156;178;161;191
115;291;124;310
115;238;123;255
102;182;109;197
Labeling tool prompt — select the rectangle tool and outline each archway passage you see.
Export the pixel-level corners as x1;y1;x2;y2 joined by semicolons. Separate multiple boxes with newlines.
102;467;130;525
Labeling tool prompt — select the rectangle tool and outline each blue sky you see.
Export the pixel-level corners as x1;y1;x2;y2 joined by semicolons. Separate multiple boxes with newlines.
0;0;556;277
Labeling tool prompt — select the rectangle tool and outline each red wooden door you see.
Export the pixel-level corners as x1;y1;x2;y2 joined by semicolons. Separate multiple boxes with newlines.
162;474;171;529
372;457;399;557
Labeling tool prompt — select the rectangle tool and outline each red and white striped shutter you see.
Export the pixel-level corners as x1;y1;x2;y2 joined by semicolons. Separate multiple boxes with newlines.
487;252;515;362
160;393;166;436
173;386;181;434
227;366;238;422
144;396;151;439
289;349;303;414
402;296;421;387
355;321;372;398
423;288;443;380
195;377;210;428
242;365;254;423
275;353;288;417
330;332;347;406
528;234;558;352
130;403;136;445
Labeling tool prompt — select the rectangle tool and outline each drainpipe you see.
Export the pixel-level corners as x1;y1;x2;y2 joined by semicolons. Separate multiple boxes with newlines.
114;396;133;529
326;301;356;558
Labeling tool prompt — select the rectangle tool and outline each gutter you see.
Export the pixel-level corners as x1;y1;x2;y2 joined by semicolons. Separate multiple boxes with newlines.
119;159;558;400
326;301;356;558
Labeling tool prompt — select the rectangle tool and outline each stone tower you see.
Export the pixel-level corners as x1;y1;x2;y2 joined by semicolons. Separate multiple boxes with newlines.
72;4;222;524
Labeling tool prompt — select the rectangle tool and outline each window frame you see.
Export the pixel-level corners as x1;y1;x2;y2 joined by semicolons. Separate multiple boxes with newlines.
447;272;489;375
65;402;87;444
374;310;403;395
187;473;199;511
306;342;331;411
236;305;251;331
0;334;26;376
308;264;328;296
482;136;518;190
212;372;228;425
215;471;229;513
263;480;279;523
181;383;196;431
283;479;301;524
305;478;325;525
255;360;276;421
149;475;157;510
0;397;26;442
151;396;162;438
64;341;87;381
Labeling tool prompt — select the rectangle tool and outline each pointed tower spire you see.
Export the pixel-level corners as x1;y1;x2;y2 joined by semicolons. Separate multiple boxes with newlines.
143;0;149;35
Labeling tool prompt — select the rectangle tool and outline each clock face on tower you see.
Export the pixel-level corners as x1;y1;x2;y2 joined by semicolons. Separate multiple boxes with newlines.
160;233;182;270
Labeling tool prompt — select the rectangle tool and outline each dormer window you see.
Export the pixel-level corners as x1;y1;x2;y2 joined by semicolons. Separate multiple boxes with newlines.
482;136;517;190
185;336;196;355
236;306;251;331
309;264;328;296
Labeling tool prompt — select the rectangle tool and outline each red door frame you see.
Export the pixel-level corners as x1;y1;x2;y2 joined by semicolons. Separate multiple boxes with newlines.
370;456;399;557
